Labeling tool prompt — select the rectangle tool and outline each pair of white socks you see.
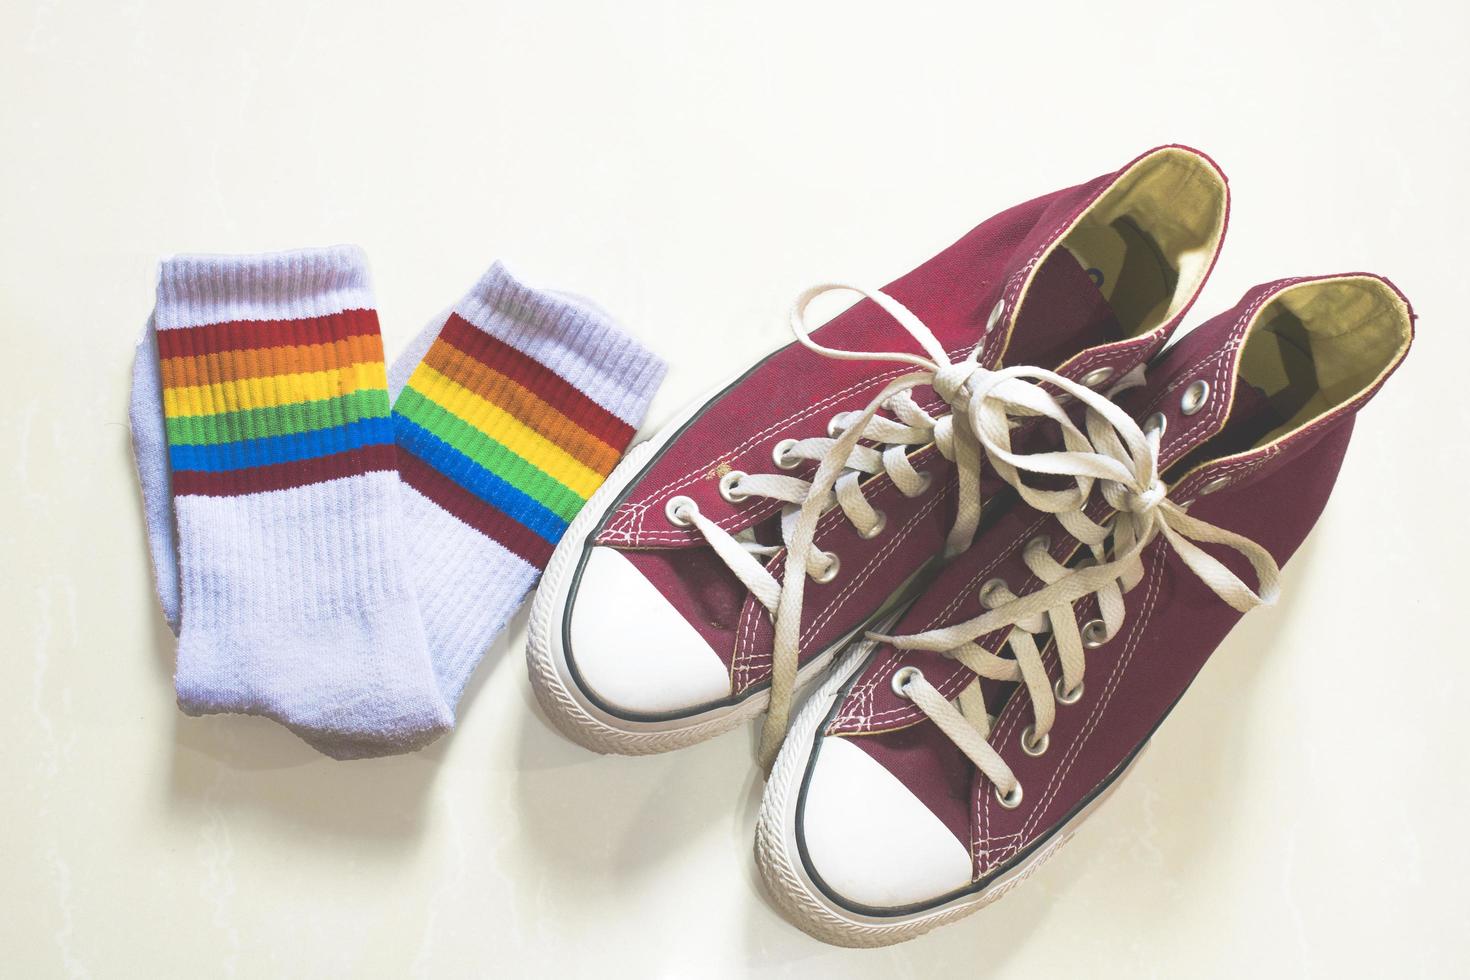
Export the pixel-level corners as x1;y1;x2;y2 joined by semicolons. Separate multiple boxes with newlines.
131;247;665;757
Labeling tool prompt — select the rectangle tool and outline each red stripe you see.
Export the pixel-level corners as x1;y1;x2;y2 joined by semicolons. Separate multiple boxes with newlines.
155;308;380;359
172;443;397;496
437;315;636;449
398;450;554;568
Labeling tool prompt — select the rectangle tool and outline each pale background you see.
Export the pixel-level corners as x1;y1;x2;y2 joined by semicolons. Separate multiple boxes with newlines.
3;1;1467;976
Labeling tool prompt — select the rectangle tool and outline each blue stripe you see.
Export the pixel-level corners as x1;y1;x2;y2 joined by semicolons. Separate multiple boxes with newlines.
394;416;567;543
168;416;394;473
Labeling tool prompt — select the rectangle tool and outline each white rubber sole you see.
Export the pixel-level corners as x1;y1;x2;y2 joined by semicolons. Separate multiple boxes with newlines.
525;383;932;755
525;422;736;755
754;638;1147;947
524;438;915;753
521;389;836;755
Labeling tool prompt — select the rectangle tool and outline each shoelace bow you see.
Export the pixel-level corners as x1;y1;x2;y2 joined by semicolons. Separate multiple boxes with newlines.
676;284;1281;778
870;349;1284;808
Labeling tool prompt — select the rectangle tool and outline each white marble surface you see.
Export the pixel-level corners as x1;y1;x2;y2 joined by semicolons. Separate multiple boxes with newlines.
3;1;1468;976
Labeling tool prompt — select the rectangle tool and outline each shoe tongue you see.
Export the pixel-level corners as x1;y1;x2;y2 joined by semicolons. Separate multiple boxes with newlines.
999;248;1125;370
1219;375;1281;445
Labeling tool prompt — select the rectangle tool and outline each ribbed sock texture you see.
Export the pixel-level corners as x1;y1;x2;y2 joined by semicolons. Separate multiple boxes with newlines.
149;246;449;757
390;262;666;706
131;256;666;755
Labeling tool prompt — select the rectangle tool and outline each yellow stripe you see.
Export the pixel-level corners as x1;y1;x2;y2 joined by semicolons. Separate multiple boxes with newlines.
163;361;388;417
405;363;604;498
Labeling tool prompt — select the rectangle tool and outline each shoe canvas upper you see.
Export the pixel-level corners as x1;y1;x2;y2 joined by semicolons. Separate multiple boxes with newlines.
572;145;1230;711
819;273;1414;888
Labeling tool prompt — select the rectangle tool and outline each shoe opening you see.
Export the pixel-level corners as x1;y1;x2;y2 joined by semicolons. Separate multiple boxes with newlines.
1170;275;1414;474
1060;147;1227;339
1234;276;1413;448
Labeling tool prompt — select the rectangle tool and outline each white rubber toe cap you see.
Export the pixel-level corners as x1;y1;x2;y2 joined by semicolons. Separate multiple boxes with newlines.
800;736;973;910
567;546;732;715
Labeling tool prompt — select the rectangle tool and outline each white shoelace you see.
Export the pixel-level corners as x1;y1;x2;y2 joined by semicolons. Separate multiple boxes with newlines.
872;355;1283;808
672;285;1118;769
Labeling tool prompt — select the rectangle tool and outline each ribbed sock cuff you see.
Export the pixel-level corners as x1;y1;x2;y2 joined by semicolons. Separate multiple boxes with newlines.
391;263;666;572
154;247;393;499
454;262;667;430
154;245;374;330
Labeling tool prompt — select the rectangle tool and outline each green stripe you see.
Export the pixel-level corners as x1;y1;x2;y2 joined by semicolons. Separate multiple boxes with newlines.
165;388;390;447
394;387;586;521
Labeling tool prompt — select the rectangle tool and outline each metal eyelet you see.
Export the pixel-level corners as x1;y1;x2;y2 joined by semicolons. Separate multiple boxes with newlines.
1143;412;1167;437
979;577;1009;607
985;299;1006;334
1081;618;1109;648
1079;366;1114;388
718;470;750;503
1181;380;1210;416
665;495;697;527
772;438;801;470
1199;475;1230;496
858;509;888;540
812;551;841;584
1020;724;1049;757
826;413;850;438
1055;677;1084;705
891;665;923;697
995;782;1024;809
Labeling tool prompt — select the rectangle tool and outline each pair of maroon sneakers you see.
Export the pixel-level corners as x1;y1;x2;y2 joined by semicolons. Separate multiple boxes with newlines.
526;146;1414;946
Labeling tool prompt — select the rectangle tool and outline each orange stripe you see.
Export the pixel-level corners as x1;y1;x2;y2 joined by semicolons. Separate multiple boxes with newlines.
422;339;622;475
436;314;635;448
160;332;386;390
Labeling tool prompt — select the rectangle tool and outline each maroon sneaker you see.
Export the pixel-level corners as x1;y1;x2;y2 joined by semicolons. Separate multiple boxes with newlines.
527;146;1228;759
756;273;1413;946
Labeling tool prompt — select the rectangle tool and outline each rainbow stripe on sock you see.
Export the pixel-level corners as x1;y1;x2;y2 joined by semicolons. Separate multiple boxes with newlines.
393;313;634;567
158;309;396;496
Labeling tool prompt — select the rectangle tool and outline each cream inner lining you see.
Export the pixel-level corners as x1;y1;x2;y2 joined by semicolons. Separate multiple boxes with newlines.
1061;147;1227;338
1238;277;1412;447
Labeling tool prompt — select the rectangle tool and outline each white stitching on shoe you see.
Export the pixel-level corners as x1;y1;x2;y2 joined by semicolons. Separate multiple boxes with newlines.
1013;546;1166;854
834;510;1054;730
977;545;1165;871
